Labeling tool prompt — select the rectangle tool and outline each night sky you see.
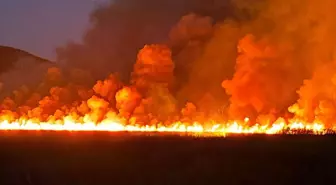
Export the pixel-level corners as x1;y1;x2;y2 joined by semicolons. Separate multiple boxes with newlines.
0;0;108;60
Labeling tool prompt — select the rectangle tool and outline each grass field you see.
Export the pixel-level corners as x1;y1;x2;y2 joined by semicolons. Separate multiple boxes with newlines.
1;131;336;185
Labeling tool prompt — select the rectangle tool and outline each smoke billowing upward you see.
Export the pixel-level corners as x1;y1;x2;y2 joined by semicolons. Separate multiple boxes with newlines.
2;0;336;133
56;0;232;79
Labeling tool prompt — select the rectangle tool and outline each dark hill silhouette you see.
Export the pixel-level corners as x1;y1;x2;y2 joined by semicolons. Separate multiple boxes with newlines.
0;46;51;73
0;45;56;96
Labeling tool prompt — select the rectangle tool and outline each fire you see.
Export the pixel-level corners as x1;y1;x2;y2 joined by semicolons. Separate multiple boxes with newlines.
0;115;327;135
0;44;334;136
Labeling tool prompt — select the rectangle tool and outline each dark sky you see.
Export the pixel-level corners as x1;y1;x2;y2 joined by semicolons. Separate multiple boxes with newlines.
0;0;108;60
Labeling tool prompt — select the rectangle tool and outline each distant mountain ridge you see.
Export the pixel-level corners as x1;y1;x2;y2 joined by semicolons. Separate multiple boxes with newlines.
0;46;51;73
0;45;56;96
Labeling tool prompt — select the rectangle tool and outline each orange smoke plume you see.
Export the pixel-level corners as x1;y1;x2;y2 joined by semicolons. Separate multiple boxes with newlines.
223;35;304;120
4;0;336;135
0;44;330;135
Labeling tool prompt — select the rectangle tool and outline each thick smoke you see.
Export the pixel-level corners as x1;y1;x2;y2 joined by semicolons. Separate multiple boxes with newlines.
289;63;336;126
56;0;236;81
55;0;244;115
2;0;336;126
222;0;336;120
55;0;336;121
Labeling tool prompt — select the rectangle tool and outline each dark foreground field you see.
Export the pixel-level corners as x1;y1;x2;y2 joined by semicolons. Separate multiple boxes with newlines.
1;132;336;185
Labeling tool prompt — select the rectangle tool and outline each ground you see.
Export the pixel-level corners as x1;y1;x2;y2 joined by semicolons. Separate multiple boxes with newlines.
1;132;336;185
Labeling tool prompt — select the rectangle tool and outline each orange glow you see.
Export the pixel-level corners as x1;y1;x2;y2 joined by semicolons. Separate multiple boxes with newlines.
0;115;327;135
0;45;334;136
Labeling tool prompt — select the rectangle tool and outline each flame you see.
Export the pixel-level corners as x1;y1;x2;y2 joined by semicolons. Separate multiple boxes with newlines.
0;45;333;136
0;115;327;136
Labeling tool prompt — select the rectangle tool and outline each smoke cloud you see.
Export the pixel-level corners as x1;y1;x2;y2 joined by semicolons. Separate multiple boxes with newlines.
1;0;333;125
56;0;236;80
222;0;336;119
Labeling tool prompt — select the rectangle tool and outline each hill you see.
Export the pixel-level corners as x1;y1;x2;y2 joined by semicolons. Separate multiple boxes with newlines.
0;45;56;96
0;46;51;73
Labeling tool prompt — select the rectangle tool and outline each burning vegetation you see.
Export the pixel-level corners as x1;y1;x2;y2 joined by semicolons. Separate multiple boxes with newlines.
1;0;336;135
